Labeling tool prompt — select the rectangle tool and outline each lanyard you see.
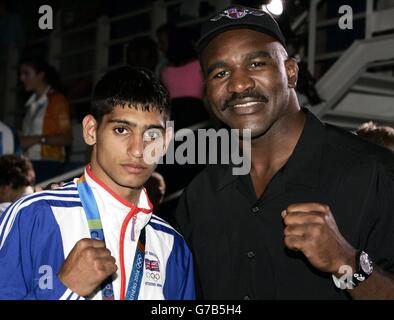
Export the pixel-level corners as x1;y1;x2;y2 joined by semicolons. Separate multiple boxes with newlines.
77;175;146;300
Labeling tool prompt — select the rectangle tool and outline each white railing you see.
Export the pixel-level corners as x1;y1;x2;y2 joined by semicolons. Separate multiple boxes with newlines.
313;34;394;118
306;0;394;77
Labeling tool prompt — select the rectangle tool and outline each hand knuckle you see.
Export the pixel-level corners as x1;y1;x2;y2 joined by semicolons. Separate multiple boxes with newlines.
84;247;96;260
76;238;89;248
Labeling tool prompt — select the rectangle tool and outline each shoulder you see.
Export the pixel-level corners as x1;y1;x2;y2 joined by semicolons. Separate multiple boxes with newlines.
183;164;231;195
0;182;80;245
322;123;394;177
47;91;69;106
187;59;201;71
148;214;192;250
148;214;182;238
148;215;191;259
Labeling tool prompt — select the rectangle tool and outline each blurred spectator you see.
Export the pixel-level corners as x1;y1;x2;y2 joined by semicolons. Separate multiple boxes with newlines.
0;154;35;215
19;57;72;183
0;120;19;155
156;23;171;76
160;26;208;128
125;36;159;72
157;24;170;57
160;26;203;101
356;121;394;152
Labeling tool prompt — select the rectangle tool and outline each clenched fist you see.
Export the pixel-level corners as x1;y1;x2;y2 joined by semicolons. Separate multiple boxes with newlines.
282;203;356;274
58;238;118;297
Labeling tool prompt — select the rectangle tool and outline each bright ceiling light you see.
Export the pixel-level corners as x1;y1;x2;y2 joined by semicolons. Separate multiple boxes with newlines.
262;0;283;16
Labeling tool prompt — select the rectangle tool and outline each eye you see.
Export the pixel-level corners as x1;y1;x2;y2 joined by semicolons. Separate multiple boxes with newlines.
114;127;129;135
250;61;266;69
143;129;162;142
213;70;229;79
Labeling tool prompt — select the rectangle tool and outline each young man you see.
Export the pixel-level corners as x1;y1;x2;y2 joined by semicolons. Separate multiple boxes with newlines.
0;66;195;300
175;6;394;299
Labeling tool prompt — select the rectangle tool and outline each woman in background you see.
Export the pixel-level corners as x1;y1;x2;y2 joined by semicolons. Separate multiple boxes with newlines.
160;25;208;128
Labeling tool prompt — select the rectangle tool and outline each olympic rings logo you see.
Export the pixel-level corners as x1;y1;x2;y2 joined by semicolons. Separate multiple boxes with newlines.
145;272;160;281
136;256;143;269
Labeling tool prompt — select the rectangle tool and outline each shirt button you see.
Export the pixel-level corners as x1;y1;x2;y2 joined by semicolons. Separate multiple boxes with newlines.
251;206;260;213
244;295;250;300
247;251;256;259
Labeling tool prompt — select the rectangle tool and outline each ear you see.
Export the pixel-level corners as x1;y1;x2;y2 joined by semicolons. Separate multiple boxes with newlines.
285;58;299;89
162;126;174;155
82;115;98;146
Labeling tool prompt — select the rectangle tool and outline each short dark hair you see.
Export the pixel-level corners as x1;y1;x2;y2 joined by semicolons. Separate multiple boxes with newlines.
91;66;170;124
0;154;34;189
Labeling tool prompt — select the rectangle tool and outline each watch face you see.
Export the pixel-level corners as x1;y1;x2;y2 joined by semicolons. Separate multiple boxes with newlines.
360;252;373;275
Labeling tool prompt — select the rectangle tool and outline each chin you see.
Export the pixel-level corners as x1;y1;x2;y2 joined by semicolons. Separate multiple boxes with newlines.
120;176;149;189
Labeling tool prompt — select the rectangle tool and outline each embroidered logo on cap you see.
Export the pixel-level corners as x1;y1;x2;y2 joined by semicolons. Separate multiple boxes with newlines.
210;6;265;22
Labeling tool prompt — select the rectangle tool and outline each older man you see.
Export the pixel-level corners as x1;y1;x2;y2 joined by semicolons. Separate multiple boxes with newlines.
175;6;394;299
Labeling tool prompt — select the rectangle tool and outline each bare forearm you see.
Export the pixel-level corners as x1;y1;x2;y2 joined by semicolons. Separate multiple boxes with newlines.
348;266;394;299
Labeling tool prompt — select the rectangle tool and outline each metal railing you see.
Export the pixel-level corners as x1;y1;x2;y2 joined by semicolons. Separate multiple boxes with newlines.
306;0;394;76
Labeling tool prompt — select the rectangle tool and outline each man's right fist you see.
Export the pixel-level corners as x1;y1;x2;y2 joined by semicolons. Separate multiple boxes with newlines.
58;238;118;297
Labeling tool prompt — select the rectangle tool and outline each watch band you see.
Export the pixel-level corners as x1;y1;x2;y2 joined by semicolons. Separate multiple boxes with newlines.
352;250;373;287
332;250;373;290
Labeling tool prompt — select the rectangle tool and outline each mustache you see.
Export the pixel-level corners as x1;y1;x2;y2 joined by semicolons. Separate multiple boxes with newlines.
221;90;269;111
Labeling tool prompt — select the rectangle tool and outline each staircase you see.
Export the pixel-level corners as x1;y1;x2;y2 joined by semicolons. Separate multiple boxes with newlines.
313;35;394;129
304;1;394;130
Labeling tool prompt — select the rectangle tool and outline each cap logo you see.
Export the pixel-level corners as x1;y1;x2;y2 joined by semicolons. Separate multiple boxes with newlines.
210;7;265;22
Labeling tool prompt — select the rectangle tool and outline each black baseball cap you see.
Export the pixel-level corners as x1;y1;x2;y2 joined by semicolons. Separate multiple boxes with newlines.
196;5;286;55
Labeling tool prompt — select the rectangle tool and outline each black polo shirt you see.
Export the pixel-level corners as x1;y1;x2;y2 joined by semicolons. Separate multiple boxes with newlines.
175;109;394;300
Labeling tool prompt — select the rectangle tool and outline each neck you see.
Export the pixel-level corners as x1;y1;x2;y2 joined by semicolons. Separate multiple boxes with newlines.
246;101;306;174
34;84;49;100
89;161;141;206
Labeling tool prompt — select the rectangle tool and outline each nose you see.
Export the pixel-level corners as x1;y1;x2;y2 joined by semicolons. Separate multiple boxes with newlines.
127;135;144;159
227;69;255;94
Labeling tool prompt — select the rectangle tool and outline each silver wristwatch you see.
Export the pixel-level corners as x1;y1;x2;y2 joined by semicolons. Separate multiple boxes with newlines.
332;251;373;290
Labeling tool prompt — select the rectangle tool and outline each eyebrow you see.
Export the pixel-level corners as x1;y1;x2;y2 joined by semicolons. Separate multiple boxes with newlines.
206;61;228;77
243;50;273;61
107;119;165;131
205;51;273;76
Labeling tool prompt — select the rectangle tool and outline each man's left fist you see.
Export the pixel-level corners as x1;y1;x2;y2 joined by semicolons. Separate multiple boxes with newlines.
282;203;356;274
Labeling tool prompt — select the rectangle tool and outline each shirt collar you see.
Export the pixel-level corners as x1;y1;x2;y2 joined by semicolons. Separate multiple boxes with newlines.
25;86;51;107
217;108;324;190
282;108;323;189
